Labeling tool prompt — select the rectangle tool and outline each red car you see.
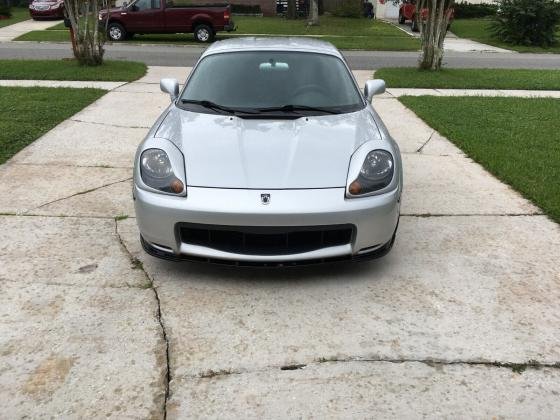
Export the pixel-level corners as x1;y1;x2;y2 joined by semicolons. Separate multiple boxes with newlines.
99;0;235;42
29;0;65;20
399;0;453;32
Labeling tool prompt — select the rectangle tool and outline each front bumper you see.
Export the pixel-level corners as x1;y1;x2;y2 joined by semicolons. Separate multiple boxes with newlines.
29;7;64;18
135;185;400;264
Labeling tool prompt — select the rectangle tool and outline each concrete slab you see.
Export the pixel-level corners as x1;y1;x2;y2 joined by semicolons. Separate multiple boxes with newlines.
11;119;147;168
352;70;372;89
33;179;134;218
0;80;125;90
168;361;560;418
118;215;560;381
0;216;148;288
498;90;560;98
373;97;434;153
401;153;539;215
137;66;192;84
0;164;131;213
0;281;165;418
70;91;170;128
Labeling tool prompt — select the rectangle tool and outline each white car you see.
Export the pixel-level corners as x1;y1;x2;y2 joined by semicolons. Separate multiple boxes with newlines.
134;37;403;266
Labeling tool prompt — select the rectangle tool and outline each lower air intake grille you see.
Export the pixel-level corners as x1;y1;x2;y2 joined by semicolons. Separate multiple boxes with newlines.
178;223;354;256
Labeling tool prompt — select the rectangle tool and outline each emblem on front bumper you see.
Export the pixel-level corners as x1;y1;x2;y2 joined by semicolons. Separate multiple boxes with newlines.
261;193;271;205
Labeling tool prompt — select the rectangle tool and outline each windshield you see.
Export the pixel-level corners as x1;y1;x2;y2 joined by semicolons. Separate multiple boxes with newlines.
179;51;364;116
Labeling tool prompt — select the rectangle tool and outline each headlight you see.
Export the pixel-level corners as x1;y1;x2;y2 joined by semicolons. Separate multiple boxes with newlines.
348;150;394;197
98;13;103;20
140;148;185;195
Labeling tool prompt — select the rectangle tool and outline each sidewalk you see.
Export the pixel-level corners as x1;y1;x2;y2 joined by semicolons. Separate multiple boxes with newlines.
1;66;559;417
4;72;560;99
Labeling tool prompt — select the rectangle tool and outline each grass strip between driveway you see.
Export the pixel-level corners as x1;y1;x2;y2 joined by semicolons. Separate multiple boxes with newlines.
451;18;560;54
0;86;105;164
15;16;420;51
0;59;146;81
375;68;560;90
400;96;560;223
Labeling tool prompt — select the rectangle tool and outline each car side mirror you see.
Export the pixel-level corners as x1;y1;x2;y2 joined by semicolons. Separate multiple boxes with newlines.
160;78;179;101
122;1;128;7
364;79;386;103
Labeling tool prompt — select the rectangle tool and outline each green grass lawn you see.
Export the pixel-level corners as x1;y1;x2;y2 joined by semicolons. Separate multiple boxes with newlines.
0;7;29;29
0;59;146;81
0;87;105;164
16;16;420;51
375;68;560;90
400;96;560;222
451;18;560;53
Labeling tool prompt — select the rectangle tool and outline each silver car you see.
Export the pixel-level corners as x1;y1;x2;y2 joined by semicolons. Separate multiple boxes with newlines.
134;37;403;266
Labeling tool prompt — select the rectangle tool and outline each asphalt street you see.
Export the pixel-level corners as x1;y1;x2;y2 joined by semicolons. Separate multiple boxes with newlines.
3;41;560;69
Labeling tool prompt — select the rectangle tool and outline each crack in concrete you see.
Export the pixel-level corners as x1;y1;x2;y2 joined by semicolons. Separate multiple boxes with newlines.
416;130;436;153
69;118;151;129
190;357;560;381
114;221;170;420
28;177;132;213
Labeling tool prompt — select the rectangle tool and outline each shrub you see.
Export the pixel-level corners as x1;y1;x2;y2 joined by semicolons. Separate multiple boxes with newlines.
454;1;497;19
492;0;560;47
332;0;362;18
0;5;12;17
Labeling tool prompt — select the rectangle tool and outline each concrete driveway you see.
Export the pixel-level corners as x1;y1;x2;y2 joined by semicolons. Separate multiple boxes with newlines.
385;18;514;53
1;67;560;418
0;18;60;42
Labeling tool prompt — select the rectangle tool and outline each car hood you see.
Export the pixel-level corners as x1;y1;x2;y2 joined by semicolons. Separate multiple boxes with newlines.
155;107;381;189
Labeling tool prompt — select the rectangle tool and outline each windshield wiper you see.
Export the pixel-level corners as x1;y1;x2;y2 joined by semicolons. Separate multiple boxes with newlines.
180;99;258;115
255;104;342;115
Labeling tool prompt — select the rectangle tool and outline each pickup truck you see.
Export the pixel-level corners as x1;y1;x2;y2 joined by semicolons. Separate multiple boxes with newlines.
99;1;235;42
398;0;453;32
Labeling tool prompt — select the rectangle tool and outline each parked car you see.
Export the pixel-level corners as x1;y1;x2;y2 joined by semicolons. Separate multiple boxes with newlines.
399;0;453;32
29;0;65;20
134;38;403;266
98;0;235;42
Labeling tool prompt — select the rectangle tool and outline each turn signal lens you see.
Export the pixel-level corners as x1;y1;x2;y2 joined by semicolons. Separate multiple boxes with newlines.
170;178;184;194
349;180;362;195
